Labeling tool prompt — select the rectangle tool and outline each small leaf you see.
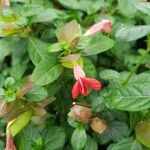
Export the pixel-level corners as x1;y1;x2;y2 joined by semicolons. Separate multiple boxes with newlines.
61;54;83;69
91;96;105;112
26;86;48;102
48;43;62;53
71;126;87;150
83;58;96;78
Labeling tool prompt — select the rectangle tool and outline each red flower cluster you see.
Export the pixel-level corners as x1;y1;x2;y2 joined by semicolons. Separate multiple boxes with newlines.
72;63;101;99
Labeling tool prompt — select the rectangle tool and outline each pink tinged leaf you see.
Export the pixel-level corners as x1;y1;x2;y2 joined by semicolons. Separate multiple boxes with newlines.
2;0;10;6
5;134;16;150
72;81;81;99
82;77;102;90
57;20;81;45
73;63;85;80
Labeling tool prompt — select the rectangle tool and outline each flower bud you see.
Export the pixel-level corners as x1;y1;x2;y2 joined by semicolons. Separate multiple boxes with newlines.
90;117;107;134
84;19;112;36
2;0;10;7
5;134;16;150
101;19;112;33
68;105;92;123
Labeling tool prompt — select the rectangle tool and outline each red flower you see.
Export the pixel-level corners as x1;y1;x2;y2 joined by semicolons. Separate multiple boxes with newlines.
72;63;101;99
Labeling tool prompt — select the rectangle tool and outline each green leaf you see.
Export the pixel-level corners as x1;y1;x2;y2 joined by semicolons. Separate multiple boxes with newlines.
71;126;87;150
15;122;41;150
67;117;80;128
108;121;129;142
99;69;120;81
83;58;96;78
81;35;114;56
115;25;150;42
107;137;142;150
28;37;50;66
91;96;105;112
129;112;142;132
9;110;33;136
135;120;150;148
48;43;62;53
43;126;66;150
10;63;27;79
0;140;4;150
84;136;98;150
31;8;65;23
106;82;150;111
0;74;5;87
106;73;150;111
32;60;63;86
136;2;150;15
19;4;43;17
118;0;137;17
57;0;105;15
26;86;48;102
0;38;17;60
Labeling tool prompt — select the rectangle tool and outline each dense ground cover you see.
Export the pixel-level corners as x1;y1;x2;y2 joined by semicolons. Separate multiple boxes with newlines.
0;0;150;149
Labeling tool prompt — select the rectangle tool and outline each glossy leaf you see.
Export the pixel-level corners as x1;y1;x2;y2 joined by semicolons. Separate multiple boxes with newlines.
28;37;50;66
136;2;150;15
32;61;63;86
84;136;98;150
116;25;150;42
26;86;48;102
43;126;67;150
71;126;87;150
81;35;114;56
107;137;142;150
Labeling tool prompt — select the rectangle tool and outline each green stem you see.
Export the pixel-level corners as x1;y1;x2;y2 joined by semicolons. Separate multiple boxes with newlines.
122;37;150;85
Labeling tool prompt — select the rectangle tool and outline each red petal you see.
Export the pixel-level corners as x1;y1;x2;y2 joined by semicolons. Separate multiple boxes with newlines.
72;81;81;99
82;77;101;90
79;78;88;96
